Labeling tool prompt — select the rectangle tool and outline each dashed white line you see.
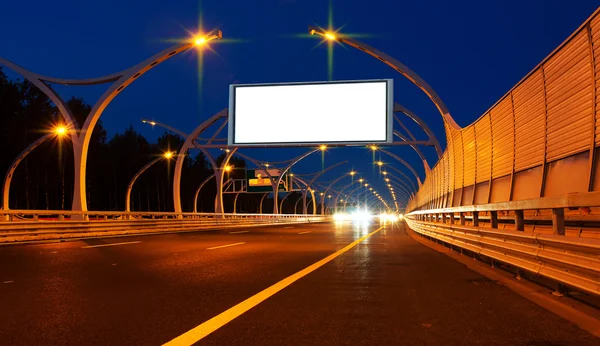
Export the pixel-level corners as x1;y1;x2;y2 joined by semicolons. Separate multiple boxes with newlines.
206;242;246;250
298;231;312;235
283;226;294;229
229;231;249;234
81;241;141;249
4;280;14;284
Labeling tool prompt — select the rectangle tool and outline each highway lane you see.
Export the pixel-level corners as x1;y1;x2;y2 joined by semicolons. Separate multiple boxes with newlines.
0;221;598;345
0;222;369;345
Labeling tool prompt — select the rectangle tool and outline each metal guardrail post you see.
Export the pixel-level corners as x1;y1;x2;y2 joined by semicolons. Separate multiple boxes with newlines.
472;212;479;227
552;208;565;236
459;213;465;225
58;213;64;221
441;213;446;223
515;210;524;231
490;211;498;228
449;213;455;224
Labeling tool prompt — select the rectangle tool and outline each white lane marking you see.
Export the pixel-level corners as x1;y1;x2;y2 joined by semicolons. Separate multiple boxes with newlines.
51;251;57;254
206;242;246;250
298;231;312;235
163;226;383;345
283;226;294;229
4;280;13;284
229;231;249;234
112;263;118;266
81;241;141;249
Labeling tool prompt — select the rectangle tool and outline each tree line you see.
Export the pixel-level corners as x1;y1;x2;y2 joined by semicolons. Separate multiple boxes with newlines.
0;68;312;214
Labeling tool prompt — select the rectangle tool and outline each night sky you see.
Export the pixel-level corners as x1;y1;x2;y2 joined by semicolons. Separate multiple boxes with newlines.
1;0;598;207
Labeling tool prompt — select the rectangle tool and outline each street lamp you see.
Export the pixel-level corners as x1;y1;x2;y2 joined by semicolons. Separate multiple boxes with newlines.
125;151;175;213
2;126;69;212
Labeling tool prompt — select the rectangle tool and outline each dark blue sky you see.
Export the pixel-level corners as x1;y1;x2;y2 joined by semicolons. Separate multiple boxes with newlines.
1;0;598;208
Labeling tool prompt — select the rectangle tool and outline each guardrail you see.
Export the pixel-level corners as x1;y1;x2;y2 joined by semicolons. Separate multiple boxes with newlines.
0;210;329;244
405;192;600;296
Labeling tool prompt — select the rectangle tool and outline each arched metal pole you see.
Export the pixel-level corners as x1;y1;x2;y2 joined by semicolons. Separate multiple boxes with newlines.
272;148;320;214
395;103;443;158
2;132;55;212
193;174;215;213
320;173;353;215
294;196;303;215
334;181;358;210
341;185;364;212
308;26;460;130
125;156;166;213
381;172;414;195
233;192;240;214
383;165;418;192
172;110;228;214
214;150;238;215
259;193;269;214
140;112;230;215
301;161;347;214
279;192;293;213
0;29;222;215
378;148;422;186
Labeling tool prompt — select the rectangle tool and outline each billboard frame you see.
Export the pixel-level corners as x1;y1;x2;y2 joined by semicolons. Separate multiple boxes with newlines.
228;79;394;147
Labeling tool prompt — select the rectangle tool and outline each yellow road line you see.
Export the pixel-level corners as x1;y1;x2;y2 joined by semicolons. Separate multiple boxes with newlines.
297;231;312;235
229;231;249;234
163;226;383;345
206;242;246;250
81;241;141;249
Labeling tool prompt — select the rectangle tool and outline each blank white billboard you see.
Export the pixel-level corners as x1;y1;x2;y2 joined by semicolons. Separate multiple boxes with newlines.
228;79;393;146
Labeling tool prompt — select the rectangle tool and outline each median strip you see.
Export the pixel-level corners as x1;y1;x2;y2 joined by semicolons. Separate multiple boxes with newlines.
81;241;141;249
164;226;383;345
206;242;246;250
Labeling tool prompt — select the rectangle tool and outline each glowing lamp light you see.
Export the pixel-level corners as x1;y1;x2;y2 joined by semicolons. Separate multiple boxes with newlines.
194;36;207;46
377;161;383;166
350;171;356;176
359;178;364;183
224;165;233;172
319;145;327;151
324;32;337;41
54;126;67;136
164;152;174;159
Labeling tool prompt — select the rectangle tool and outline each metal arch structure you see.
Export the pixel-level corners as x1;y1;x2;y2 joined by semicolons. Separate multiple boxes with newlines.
193;174;215;213
2;132;57;212
272;149;322;214
259;193;269;214
383;165;418;192
378;148;422;187
394;103;443;158
141;110;242;215
319;173;355;215
0;29;222;215
308;26;461;131
125;156;171;213
300;161;348;214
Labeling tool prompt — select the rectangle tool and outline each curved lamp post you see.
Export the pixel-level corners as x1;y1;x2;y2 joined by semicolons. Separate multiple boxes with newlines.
125;151;175;213
2;125;68;212
308;26;460;130
1;29;222;214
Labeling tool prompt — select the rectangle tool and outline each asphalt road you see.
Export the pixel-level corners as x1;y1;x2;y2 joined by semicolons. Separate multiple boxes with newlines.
0;221;597;345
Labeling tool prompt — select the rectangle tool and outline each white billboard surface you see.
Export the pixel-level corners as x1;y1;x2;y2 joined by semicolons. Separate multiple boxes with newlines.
229;80;392;146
